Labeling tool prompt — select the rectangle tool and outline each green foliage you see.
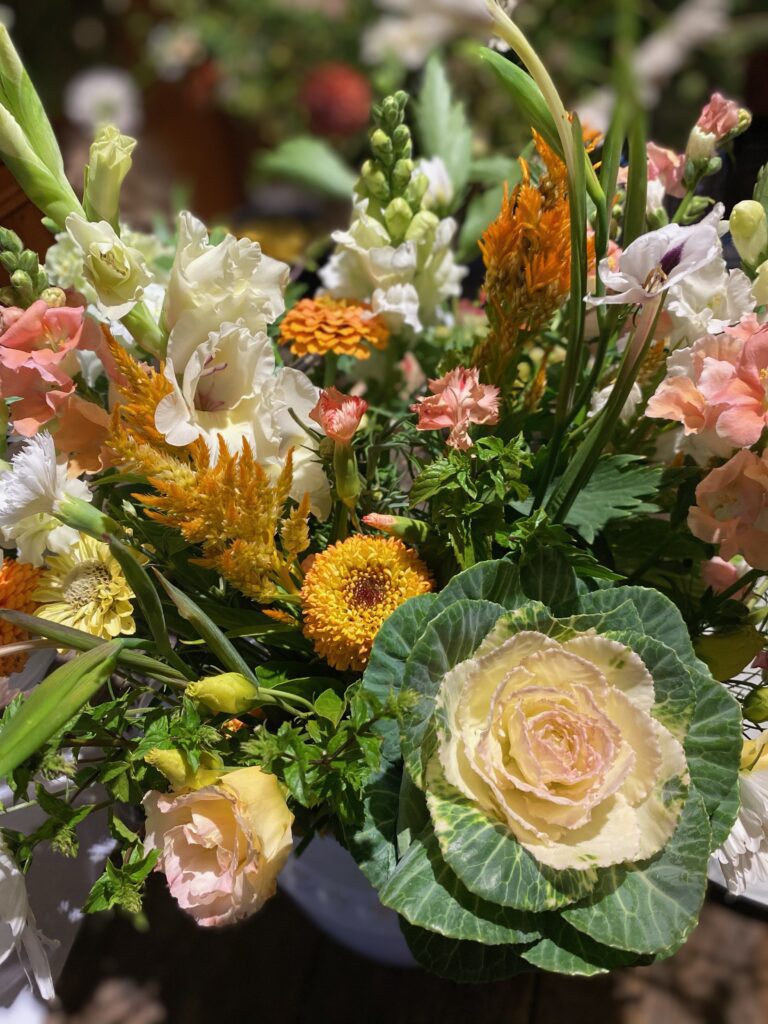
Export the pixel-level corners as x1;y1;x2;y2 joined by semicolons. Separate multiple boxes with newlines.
351;556;741;978
84;844;160;916
257;136;356;199
415;55;472;199
241;684;414;829
410;435;532;568
564;456;662;544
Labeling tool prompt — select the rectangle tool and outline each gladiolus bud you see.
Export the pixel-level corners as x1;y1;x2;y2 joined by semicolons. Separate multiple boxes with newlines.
363;513;430;544
144;747;224;790
187;672;261;715
730;200;768;268
83;125;136;228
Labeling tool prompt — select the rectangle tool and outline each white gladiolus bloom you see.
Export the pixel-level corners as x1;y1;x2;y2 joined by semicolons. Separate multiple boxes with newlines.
0;434;91;566
319;200;466;333
0;841;54;1001
588;205;724;307
155;322;330;519
715;738;768;896
164;213;290;369
666;258;755;345
65;215;151;319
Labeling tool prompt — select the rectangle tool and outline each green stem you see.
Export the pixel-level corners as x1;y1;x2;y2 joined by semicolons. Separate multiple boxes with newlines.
672;189;697;225
323;353;338;389
329;499;349;543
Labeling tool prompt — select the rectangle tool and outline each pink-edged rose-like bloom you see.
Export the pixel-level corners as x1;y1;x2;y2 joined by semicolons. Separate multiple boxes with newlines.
309;386;367;443
688;449;768;569
697;92;740;141
647;142;685;199
647;321;768;456
412;366;500;450
144;766;293;927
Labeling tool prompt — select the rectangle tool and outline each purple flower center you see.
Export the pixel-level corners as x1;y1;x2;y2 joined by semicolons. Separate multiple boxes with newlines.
659;242;685;277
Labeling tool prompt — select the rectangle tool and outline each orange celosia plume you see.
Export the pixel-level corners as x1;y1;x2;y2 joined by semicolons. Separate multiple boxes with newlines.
475;132;575;387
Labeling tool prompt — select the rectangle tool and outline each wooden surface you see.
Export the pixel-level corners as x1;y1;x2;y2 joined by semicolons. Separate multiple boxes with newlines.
56;881;768;1024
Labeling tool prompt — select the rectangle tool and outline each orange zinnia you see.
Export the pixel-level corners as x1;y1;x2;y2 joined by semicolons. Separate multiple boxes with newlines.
0;558;41;676
279;296;389;360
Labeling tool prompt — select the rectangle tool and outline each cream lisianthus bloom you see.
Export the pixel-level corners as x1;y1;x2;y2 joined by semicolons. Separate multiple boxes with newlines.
163;212;290;366
65;214;151;318
319;199;466;334
143;766;294;927
714;735;768;895
436;627;688;870
0;433;91;566
155;321;331;518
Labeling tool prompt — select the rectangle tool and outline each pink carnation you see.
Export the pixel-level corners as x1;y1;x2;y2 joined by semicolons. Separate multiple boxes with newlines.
696;93;740;141
646;322;768;456
647;142;686;199
309;387;367;443
412;366;500;450
688;449;768;569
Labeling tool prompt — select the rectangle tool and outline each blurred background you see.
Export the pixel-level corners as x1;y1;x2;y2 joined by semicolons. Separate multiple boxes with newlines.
2;1;768;1020
3;0;768;246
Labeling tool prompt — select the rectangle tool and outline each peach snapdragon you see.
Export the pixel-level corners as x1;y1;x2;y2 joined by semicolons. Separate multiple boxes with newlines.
688;449;768;569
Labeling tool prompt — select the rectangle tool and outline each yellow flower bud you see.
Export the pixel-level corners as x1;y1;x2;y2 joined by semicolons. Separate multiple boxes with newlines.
144;747;223;790
186;672;260;714
741;733;768;773
730;200;768;268
83;125;136;228
753;259;768;306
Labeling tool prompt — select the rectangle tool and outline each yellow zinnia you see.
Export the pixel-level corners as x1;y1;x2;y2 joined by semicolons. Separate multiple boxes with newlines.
33;536;137;639
300;535;433;672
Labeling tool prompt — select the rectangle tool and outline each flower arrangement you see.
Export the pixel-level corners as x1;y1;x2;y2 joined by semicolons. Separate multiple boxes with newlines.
0;0;767;993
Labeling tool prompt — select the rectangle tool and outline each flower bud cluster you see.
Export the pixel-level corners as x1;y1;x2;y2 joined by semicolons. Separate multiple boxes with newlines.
0;227;49;307
356;91;430;244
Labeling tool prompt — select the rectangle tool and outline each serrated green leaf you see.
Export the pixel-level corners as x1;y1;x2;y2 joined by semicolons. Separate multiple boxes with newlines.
563;456;662;544
314;689;344;727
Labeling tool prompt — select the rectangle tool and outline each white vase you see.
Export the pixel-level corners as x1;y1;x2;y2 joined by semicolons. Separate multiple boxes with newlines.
0;783;111;1008
279;835;416;968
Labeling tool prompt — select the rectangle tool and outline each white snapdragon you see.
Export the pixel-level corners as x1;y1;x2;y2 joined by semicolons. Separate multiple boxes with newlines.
0;434;91;566
155;322;330;519
319;199;466;334
416;156;455;209
163;212;289;368
588;205;724;307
